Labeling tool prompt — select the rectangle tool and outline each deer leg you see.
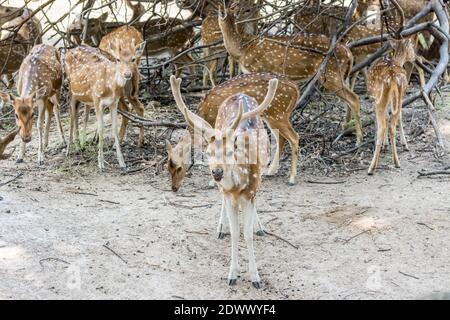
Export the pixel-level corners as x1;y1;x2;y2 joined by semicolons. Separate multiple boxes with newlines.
36;100;45;166
350;70;359;92
217;194;228;239
228;56;235;79
267;134;285;176
16;140;26;163
66;98;77;157
399;111;409;151
226;196;240;286
389;108;401;169
118;98;130;145
337;88;363;146
254;211;265;237
111;102;127;171
51;94;66;145
95;102;105;172
44;98;53;149
208;59;218;87
279;122;299;185
368;102;387;175
128;96;145;147
243;199;261;288
202;48;211;87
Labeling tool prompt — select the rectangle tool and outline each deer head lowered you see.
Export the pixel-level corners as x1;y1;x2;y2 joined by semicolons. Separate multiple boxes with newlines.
0;44;64;165
170;74;278;288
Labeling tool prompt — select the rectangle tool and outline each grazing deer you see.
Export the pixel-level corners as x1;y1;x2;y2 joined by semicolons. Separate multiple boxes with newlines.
218;6;363;145
170;74;278;288
366;37;416;175
99;25;146;146
200;0;260;86
0;128;19;159
65;44;143;171
0;44;64;165
167;72;300;192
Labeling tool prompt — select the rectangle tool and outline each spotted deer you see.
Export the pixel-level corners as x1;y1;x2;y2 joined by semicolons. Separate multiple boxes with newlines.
218;5;363;145
170;74;278;288
0;44;64;165
65;44;144;171
366;37;416;175
0;128;19;159
167;72;300;193
99;25;146;146
200;0;260;86
136;17;196;77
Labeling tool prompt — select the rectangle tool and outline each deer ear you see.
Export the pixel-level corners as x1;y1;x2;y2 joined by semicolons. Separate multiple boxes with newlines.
165;139;172;154
135;41;146;58
0;92;12;106
99;12;109;22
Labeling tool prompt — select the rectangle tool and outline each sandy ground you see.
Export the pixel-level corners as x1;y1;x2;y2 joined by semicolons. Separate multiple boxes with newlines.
1;0;450;301
0;94;450;300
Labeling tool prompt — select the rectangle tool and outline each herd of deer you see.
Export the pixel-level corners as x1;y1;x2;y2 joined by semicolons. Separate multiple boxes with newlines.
0;0;442;288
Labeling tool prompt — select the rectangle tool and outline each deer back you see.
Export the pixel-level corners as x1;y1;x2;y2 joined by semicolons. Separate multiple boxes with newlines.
198;73;299;125
99;25;143;52
135;18;194;54
17;44;62;99
65;46;119;104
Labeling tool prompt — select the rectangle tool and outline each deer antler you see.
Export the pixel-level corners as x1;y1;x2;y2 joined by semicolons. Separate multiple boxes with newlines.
169;75;215;138
390;0;405;38
228;78;278;131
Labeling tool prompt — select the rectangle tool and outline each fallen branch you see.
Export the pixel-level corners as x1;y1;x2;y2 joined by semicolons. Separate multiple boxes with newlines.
0;172;23;187
118;109;187;129
264;230;299;250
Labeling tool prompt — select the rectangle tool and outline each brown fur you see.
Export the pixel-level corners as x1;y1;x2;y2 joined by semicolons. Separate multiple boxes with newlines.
0;128;18;159
99;25;146;146
167;72;300;191
200;1;260;86
218;7;363;145
366;38;416;175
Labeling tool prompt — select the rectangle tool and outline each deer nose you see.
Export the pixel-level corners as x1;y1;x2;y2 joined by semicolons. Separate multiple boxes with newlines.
211;168;223;181
22;136;31;143
172;185;179;192
124;72;132;80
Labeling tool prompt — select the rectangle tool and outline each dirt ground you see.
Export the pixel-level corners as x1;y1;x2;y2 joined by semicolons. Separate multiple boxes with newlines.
1;85;449;300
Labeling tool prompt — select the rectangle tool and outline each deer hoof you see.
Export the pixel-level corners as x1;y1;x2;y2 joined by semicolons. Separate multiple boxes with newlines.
16;159;24;164
228;278;237;286
256;230;266;237
252;281;261;289
217;232;225;240
37;160;44;166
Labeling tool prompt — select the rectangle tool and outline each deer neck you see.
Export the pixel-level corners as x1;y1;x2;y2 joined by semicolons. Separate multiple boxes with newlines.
392;45;408;67
219;16;243;60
